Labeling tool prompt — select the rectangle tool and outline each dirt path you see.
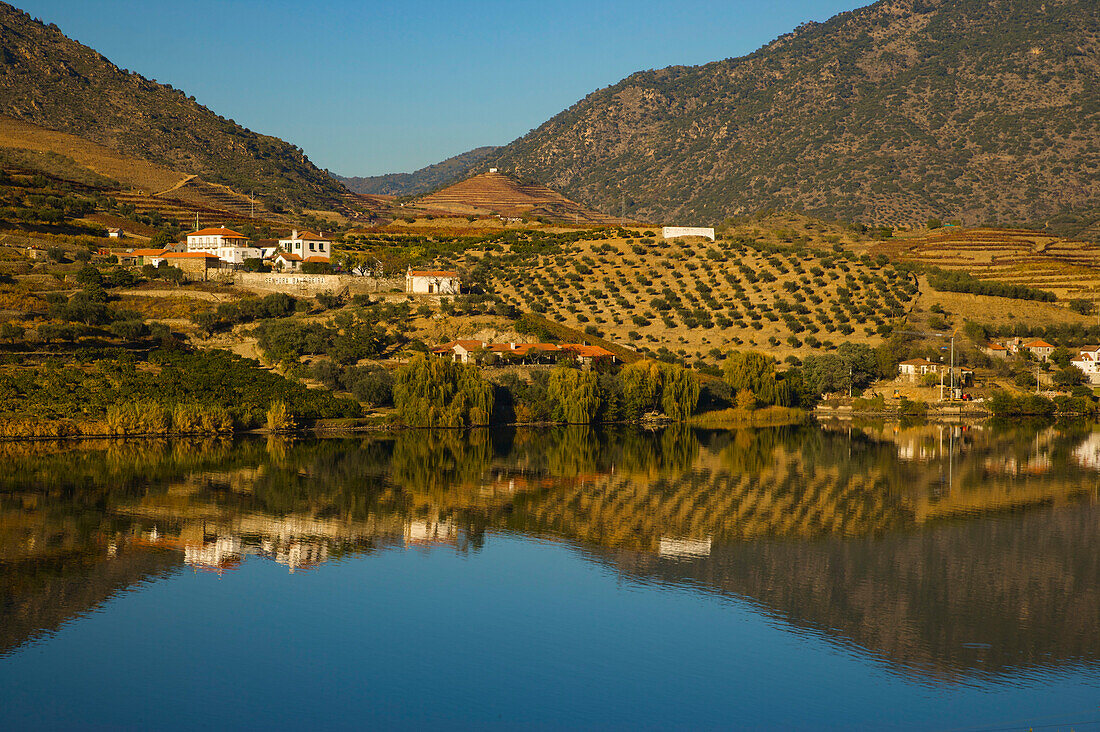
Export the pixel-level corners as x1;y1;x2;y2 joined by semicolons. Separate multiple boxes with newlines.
154;174;197;197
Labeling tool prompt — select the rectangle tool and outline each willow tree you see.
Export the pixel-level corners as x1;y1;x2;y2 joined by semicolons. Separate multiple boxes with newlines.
722;350;793;407
620;360;664;418
620;360;699;422
393;354;493;428
660;363;700;421
548;367;601;424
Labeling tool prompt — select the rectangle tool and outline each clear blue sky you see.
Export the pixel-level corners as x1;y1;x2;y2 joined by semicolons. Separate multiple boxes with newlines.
19;0;865;176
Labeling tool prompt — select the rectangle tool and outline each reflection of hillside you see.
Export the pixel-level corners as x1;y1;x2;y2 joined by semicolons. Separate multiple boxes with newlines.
2;423;1100;678
597;502;1100;680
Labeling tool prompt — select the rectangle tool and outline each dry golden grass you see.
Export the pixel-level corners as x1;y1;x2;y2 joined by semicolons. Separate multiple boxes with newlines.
0;114;185;193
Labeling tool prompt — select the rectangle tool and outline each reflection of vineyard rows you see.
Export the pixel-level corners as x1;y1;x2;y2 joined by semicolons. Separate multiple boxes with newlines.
502;445;914;550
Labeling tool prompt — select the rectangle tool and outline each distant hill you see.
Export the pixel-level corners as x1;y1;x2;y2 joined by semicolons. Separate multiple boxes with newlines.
415;170;617;223
338;146;500;197
482;0;1100;232
0;2;349;210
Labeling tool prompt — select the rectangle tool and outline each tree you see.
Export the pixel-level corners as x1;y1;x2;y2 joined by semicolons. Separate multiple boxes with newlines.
393;354;493;427
1054;365;1086;388
736;389;756;410
548;367;601;423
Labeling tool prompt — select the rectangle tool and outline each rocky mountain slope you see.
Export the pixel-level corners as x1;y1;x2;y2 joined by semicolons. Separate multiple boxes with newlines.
338;146;500;197
415;170;616;223
0;2;349;209
483;0;1099;232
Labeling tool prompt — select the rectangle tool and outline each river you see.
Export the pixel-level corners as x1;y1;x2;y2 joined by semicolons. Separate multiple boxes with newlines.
1;421;1098;728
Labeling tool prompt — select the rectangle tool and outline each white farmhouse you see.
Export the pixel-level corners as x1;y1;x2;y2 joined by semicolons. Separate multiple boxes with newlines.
1071;347;1100;385
185;226;261;264
662;226;715;241
278;229;332;264
406;268;460;295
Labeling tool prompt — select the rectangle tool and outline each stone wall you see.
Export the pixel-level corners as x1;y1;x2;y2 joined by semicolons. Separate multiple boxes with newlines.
234;272;403;296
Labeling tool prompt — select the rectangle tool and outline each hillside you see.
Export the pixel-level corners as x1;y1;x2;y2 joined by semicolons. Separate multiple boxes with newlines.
482;0;1100;232
415;170;617;223
338;146;500;197
0;3;349;210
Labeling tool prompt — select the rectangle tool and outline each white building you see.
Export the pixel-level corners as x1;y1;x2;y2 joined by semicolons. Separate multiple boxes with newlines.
898;358;940;380
406;268;460;295
185;226;261;264
662;226;715;241
1070;347;1100;385
278;229;332;264
107;227;123;238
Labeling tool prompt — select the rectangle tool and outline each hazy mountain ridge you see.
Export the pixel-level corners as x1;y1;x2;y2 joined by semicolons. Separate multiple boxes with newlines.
481;0;1100;230
0;2;348;209
338;146;500;197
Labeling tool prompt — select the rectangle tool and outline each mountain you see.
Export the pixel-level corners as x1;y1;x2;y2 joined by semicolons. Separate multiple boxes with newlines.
414;170;616;223
338;146;500;197
0;2;349;210
482;0;1100;231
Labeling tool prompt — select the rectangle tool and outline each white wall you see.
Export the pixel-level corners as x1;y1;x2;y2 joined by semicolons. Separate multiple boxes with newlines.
406;276;460;295
662;226;715;241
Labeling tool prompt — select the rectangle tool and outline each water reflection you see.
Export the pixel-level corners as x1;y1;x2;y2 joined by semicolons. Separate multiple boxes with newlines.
1;422;1099;683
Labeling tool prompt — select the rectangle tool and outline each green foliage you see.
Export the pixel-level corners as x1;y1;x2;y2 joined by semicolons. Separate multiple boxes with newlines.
619;360;700;421
926;267;1057;302
548;367;601;423
1069;299;1095;315
721;351;794;406
393;354;493;427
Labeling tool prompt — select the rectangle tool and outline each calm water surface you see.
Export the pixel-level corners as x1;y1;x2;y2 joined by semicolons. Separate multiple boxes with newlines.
1;422;1099;729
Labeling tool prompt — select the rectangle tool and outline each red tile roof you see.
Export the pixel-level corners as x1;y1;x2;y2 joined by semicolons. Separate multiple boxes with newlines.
130;248;170;256
1023;340;1055;348
408;270;459;278
303;256;330;263
561;344;616;359
276;252;303;261
164;252;219;259
287;230;328;240
187;227;247;238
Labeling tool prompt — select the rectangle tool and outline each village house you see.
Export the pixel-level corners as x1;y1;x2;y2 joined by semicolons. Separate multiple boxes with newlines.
662;226;716;241
406;268;461;295
983;343;1010;359
272;252;304;271
278;229;332;264
432;340;616;367
107;227;123;239
1022;339;1056;361
1070;347;1100;385
185;226;261;265
161;252;222;280
898;358;940;381
130;248;172;266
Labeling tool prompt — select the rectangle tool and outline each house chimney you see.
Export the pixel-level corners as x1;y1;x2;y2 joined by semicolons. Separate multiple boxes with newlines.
510;342;517;350
292;229;298;239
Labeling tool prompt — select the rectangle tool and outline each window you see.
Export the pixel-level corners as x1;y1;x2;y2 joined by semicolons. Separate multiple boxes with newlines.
309;242;315;251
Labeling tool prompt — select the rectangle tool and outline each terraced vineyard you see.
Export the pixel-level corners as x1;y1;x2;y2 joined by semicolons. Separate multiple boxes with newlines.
886;228;1100;304
485;233;916;361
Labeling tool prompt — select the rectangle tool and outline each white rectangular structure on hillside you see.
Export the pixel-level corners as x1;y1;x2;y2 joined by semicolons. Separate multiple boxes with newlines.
662;226;715;241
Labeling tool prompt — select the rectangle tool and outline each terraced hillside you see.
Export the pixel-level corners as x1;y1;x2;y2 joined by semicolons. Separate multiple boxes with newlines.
416;171;616;224
886;228;1100;303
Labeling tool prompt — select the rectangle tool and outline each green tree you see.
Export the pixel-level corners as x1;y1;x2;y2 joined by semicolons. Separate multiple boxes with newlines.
393;354;493;427
548;367;601;423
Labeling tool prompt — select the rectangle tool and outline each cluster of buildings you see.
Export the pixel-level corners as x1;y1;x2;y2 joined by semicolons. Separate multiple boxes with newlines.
983;338;1056;362
113;226;332;277
983;338;1100;385
432;339;616;367
897;358;974;386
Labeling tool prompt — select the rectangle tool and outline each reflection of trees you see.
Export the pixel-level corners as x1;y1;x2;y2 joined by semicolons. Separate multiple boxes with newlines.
389;429;493;496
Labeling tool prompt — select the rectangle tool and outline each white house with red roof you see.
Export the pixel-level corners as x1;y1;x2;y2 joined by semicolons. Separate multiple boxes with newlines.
406;267;460;295
1070;346;1100;385
278;229;331;264
898;358;940;381
185;226;261;264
